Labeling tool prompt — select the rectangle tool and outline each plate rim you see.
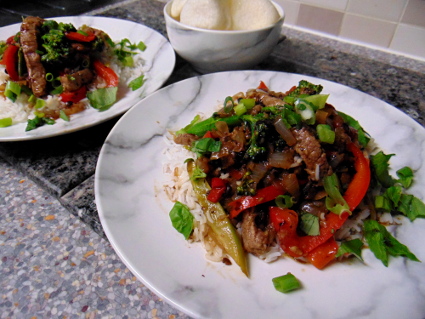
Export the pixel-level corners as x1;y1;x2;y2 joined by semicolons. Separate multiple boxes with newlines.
0;16;176;142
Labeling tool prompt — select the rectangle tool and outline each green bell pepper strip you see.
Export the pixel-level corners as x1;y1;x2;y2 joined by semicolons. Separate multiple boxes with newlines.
187;160;249;276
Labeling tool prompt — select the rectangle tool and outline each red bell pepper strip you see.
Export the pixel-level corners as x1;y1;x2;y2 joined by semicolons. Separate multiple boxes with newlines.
257;81;269;91
60;86;87;103
65;31;96;42
229;185;285;218
270;142;371;267
203;131;214;138
305;237;339;269
207;177;227;203
93;60;119;87
1;44;19;81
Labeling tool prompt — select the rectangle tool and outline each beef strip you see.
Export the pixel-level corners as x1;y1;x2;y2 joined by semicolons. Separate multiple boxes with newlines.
292;126;331;181
241;210;275;256
60;69;94;92
20;16;46;97
246;90;284;107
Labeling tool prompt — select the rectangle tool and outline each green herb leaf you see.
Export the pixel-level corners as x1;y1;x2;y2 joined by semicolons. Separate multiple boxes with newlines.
335;238;364;261
137;41;147;51
396;166;414;189
398;194;425;221
190;166;207;181
128;74;145;91
300;213;320;236
272;273;302;293
169;201;194;239
175;115;201;136
370;151;395;188
191;138;221;156
364;220;420;267
87;87;118;111
337;111;370;147
316;124;335;144
25;116;55;131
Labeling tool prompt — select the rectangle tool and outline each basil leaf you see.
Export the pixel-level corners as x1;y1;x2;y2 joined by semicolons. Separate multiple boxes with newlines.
396;166;414;189
335;238;364;261
190;166;206;181
364;220;389;266
272;273;302;293
300;213;319;236
337;111;370;147
191;138;221;156
128;74;145;91
169;201;194;240
87;87;118;111
364;220;420;267
370;151;395;188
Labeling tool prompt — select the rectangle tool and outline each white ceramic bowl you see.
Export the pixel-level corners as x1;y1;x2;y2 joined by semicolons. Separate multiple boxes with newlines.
163;1;284;73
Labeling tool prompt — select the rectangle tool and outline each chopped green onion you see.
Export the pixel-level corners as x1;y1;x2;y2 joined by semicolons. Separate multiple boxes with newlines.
324;173;351;215
317;124;335;144
137;41;147;51
275;195;294;208
272;273;302;293
5;81;21;102
234;103;247;116
50;85;63;95
0;117;13;128
223;96;233;113
45;73;54;82
295;99;315;125
59;110;70;122
128;74;145;91
28;94;36;103
34;99;46;109
190;166;207;181
302;94;329;110
77;29;88;36
240;98;255;109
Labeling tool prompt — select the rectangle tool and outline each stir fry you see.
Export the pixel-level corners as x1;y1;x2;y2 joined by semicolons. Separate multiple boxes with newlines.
0;16;146;131
168;80;424;276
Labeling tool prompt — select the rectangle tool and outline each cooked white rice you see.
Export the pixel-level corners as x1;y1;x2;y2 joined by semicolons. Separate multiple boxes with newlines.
0;41;146;127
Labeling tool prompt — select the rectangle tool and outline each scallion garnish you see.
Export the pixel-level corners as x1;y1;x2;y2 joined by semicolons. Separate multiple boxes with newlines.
0;117;13;128
316;124;335;144
59;110;70;122
5;81;21;102
272;273;302;293
128;74;145;91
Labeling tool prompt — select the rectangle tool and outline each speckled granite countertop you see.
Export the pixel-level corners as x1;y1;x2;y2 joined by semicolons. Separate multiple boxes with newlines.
1;0;425;317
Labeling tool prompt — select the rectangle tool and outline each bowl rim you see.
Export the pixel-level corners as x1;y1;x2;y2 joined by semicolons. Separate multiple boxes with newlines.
163;0;285;35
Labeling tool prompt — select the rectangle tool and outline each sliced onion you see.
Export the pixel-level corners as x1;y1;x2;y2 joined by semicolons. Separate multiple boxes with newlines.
281;173;299;197
269;151;294;169
273;117;297;146
250;162;268;183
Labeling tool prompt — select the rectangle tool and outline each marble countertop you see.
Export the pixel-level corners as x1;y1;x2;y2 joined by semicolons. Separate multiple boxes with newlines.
1;0;425;317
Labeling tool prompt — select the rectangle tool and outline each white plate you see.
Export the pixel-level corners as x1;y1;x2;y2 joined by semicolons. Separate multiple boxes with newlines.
0;16;175;141
95;71;425;319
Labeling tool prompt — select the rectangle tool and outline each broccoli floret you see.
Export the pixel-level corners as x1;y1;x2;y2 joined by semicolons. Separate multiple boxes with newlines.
242;115;268;161
236;171;256;196
287;80;323;97
39;21;75;64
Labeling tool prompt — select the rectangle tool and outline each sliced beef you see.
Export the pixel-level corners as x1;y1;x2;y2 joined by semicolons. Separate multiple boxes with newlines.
241;210;275;256
60;69;94;92
246;90;284;107
292;126;331;181
20;16;46;97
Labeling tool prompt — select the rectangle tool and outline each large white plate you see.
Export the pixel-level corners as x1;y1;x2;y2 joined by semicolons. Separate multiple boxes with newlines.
95;71;425;319
0;16;175;141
